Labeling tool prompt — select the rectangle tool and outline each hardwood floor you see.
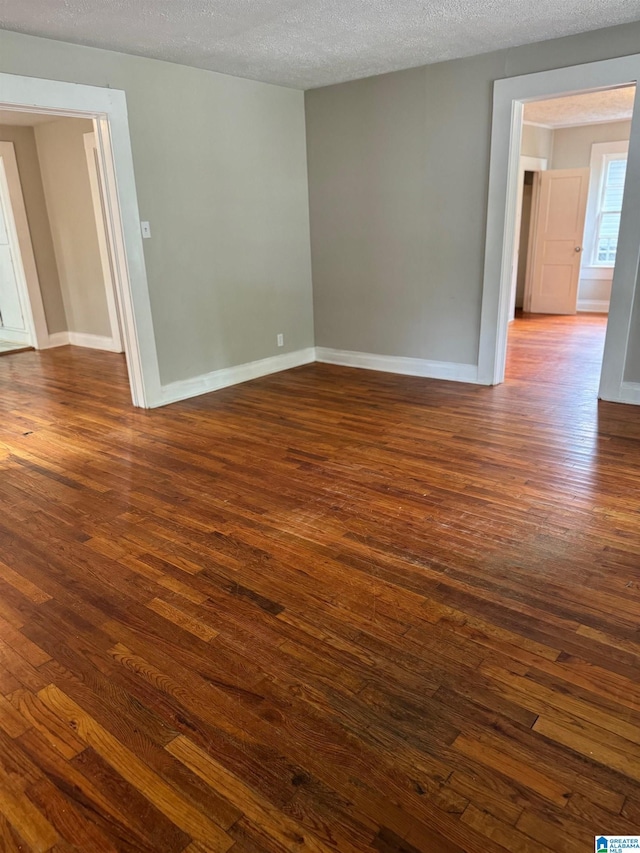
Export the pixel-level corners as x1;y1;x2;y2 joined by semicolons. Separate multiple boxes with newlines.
0;314;639;852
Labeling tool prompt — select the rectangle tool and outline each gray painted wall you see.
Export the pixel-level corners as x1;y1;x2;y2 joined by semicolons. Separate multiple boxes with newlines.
0;28;313;385
306;21;640;381
0;124;67;334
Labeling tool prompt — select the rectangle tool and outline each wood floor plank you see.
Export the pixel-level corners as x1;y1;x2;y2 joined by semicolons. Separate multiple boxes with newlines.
0;760;59;851
0;690;32;738
0;813;32;853
18;727;186;853
147;597;220;642
452;733;571;808
25;775;120;853
461;804;555;853
7;689;86;760
480;661;640;745
0;560;52;605
532;713;640;782
37;684;234;851
167;734;354;853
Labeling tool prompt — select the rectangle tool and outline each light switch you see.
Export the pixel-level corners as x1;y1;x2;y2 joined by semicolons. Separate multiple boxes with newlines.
141;221;151;239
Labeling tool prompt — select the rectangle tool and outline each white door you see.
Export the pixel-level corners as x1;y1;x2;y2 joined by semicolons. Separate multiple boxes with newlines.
527;168;590;315
0;160;30;345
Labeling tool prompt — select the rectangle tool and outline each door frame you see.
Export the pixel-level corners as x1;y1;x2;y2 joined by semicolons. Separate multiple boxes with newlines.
0;72;160;408
522;170;542;313
0;140;48;347
83;131;123;353
478;54;640;403
510;154;547;319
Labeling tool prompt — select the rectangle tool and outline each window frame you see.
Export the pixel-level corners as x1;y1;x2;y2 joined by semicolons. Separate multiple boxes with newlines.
583;139;629;272
592;152;627;267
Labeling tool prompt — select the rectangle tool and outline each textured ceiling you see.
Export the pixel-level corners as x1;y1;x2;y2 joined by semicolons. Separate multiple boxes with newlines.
1;0;640;89
524;85;636;127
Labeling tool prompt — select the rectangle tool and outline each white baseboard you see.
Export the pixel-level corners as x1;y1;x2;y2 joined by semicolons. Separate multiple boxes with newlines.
315;347;479;383
159;347;316;406
68;332;122;352
577;299;609;313
40;331;122;352
39;331;69;349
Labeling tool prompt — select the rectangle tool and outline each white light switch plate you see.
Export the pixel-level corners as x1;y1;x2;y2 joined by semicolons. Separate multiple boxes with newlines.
141;221;151;239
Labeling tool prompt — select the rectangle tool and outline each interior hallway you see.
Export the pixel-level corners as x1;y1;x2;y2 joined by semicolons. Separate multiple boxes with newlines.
0;323;639;852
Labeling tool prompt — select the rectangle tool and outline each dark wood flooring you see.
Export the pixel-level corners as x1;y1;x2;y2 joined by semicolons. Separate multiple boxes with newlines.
0;313;639;852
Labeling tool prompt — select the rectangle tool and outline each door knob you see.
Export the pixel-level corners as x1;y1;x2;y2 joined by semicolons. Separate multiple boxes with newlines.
575;246;582;252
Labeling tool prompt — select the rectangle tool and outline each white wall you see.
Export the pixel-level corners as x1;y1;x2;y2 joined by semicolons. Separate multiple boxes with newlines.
0;28;314;387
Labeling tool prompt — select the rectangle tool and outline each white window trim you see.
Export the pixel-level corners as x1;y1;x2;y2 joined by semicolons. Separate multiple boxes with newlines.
583;140;629;271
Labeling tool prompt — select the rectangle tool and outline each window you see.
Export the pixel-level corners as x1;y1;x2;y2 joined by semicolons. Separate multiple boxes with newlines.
593;154;627;266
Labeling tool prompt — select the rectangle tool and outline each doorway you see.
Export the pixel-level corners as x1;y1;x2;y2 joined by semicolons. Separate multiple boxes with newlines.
0;112;125;361
515;87;633;318
0;72;160;407
0;154;33;351
505;85;634;384
0;139;47;353
478;53;640;405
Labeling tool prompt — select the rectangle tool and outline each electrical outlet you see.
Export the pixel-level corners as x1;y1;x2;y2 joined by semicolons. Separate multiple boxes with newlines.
141;221;151;239
277;333;284;347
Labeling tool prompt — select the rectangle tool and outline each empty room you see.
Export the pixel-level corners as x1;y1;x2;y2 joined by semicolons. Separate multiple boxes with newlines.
0;2;640;852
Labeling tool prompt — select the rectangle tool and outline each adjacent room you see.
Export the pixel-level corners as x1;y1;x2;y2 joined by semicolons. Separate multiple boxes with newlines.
0;111;123;358
0;3;640;853
506;85;634;394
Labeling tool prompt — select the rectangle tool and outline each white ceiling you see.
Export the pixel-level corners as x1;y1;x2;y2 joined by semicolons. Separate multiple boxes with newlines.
1;0;640;89
524;85;636;128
